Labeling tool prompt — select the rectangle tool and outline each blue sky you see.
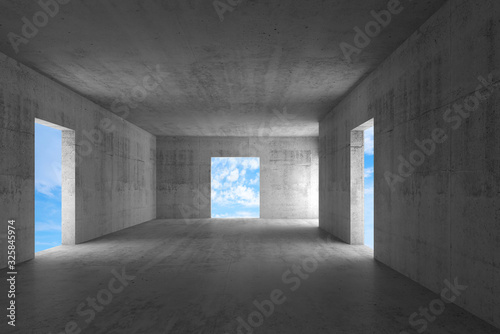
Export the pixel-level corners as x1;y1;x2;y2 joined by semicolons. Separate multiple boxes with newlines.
364;127;374;249
211;157;260;218
35;123;62;253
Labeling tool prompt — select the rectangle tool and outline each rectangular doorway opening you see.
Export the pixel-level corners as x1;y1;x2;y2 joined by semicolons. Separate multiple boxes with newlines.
350;119;374;249
211;157;260;218
35;119;75;253
363;126;374;249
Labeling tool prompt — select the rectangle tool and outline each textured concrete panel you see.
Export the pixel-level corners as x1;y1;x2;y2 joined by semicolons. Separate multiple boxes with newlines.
0;0;446;137
0;52;156;269
319;0;500;328
61;129;76;245
157;137;318;219
350;130;364;245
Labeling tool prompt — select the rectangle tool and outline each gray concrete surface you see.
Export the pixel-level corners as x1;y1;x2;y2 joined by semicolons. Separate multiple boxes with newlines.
0;0;447;136
157;137;318;219
1;218;499;334
319;0;500;329
0;52;157;269
0;0;498;331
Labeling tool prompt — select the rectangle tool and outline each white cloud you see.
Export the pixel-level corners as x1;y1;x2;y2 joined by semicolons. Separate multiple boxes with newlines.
235;185;259;204
364;167;374;178
35;161;61;197
227;168;239;182
364;127;374;155
214;168;230;182
35;221;61;231
213;185;259;207
212;179;221;190
236;211;259;218
211;157;260;209
213;213;230;218
241;158;259;170
35;123;62;197
364;186;374;195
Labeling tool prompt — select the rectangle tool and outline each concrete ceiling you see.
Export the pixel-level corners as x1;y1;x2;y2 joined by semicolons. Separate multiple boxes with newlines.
0;0;446;136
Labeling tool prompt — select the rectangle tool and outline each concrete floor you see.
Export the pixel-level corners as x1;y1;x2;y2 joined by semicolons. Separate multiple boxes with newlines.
2;219;499;334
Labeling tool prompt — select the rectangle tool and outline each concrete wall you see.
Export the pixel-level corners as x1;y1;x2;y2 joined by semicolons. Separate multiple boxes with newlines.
0;52;156;269
157;137;318;219
319;0;500;328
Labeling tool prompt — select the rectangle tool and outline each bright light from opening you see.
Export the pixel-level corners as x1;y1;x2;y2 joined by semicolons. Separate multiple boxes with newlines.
35;123;62;252
364;127;374;249
211;157;260;218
